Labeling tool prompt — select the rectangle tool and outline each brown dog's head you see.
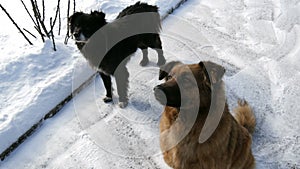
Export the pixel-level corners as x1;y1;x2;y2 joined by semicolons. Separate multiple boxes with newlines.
69;11;107;43
154;61;225;108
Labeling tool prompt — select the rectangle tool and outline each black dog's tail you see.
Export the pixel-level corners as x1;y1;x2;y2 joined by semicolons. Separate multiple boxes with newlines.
117;2;161;32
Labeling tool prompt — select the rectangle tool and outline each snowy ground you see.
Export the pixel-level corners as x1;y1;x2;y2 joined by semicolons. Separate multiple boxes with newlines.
1;0;300;168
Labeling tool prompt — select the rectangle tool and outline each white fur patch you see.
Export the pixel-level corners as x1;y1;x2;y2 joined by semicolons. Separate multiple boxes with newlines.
75;33;88;43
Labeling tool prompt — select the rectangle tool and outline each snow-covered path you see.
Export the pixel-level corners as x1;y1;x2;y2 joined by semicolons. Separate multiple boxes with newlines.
1;0;300;168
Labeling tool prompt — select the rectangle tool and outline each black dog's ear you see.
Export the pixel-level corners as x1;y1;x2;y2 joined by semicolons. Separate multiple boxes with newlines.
199;61;225;84
159;61;182;80
91;11;105;20
69;12;84;23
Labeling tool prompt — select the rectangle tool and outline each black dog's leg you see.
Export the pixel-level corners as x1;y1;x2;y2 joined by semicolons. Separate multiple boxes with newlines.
155;48;165;66
151;35;166;66
99;72;113;103
114;65;129;108
140;48;149;66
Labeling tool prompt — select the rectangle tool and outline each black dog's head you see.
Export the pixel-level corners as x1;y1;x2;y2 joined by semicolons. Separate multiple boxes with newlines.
154;61;225;108
69;11;107;44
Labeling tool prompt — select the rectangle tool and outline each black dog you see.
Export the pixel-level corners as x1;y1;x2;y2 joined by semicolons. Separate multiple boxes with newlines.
69;2;166;108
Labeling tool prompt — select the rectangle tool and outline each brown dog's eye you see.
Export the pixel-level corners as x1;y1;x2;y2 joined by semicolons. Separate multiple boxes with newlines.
166;75;172;80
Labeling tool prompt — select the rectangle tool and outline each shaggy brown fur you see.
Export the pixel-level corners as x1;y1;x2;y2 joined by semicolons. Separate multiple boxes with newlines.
234;100;256;134
154;61;256;169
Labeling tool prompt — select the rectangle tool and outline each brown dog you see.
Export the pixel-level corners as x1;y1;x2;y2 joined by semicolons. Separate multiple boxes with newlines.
154;61;256;169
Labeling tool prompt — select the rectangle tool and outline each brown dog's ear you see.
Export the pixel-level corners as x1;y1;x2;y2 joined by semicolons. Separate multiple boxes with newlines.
159;61;182;80
199;61;225;84
91;11;105;20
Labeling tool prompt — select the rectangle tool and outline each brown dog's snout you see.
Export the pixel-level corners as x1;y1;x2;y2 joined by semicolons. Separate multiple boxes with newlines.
154;81;181;107
154;85;167;105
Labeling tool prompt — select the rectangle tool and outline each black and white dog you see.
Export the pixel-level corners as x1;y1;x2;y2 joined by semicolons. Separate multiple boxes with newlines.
69;2;166;108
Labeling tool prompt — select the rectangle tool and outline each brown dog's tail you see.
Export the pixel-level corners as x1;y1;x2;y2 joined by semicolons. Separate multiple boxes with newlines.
234;100;256;134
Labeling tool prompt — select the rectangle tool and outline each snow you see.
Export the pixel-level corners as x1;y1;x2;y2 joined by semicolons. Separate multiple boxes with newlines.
1;40;75;152
0;0;300;168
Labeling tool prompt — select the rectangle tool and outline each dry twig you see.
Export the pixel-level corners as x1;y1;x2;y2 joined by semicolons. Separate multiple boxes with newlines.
0;4;33;45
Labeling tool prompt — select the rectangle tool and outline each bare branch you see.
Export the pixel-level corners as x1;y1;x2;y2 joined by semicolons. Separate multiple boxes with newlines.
58;7;61;35
42;0;45;22
23;28;37;39
50;17;56;51
0;4;33;45
73;0;76;14
34;0;41;19
50;0;61;33
34;26;45;42
20;0;37;28
30;0;43;41
30;0;49;38
64;0;71;44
